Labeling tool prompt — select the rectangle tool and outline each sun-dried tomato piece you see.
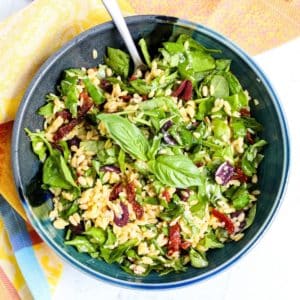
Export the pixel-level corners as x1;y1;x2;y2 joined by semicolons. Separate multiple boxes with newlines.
53;119;79;142
172;80;187;97
126;182;144;219
181;240;191;250
132;201;144;220
55;109;72;121
114;202;129;227
246;131;254;144
119;95;132;101
167;223;181;256
109;183;123;201
240;108;250;117
232;167;249;183
78;97;93;117
172;80;193;101
162;189;171;202
141;95;148;101
182;80;193;101
79;91;90;101
129;75;137;81
212;208;235;235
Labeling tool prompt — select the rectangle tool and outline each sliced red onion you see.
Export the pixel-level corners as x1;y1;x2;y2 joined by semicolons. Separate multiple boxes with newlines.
161;120;173;132
114;202;129;227
163;133;177;145
215;162;234;185
100;165;121;173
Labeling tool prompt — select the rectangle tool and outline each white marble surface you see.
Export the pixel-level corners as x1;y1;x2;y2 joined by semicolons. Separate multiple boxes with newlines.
1;2;299;300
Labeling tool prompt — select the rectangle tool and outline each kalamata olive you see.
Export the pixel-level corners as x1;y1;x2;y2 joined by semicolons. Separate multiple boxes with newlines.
161;120;173;132
67;136;81;149
176;188;191;201
215;162;234;185
114;202;129;227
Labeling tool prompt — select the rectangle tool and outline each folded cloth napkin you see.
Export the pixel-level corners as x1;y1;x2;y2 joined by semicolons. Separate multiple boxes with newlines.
0;0;299;299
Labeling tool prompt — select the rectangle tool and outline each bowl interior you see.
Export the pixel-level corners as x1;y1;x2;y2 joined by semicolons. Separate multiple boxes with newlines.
12;16;289;288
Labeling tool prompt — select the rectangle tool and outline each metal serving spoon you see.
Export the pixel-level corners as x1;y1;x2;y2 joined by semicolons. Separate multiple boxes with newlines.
102;0;145;70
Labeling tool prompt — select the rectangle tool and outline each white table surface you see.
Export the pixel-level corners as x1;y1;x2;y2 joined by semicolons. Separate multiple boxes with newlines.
1;2;300;300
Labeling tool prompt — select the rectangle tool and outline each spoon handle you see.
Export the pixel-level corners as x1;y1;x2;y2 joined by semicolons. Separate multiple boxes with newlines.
102;0;144;69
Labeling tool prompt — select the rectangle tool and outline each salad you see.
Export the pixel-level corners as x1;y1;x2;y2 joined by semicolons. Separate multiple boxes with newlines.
26;34;266;276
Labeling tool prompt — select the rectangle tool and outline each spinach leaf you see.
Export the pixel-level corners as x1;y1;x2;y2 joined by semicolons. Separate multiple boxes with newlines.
226;91;248;111
189;248;208;268
224;72;242;94
231;118;247;138
84;227;106;245
244;204;256;229
232;184;250;209
38;102;54;117
195;97;215;120
190;194;207;218
130;79;152;95
149;154;201;188
105;47;130;78
83;78;105;104
97;114;149;161
25;129;51;162
59;140;71;161
199;230;224;249
216;59;231;71
60;70;82;117
210;75;229;98
138;38;151;67
185;50;215;73
118;149;126;173
163;41;185;54
65;236;96;253
212;118;231;142
148;135;162;160
109;239;138;263
241;117;263;131
43;149;77;189
241;140;267;176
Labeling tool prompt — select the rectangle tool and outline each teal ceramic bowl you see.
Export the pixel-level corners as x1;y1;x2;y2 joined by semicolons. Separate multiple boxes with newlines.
12;15;290;288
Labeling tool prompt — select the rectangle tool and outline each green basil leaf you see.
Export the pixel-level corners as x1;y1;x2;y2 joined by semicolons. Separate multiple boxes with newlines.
105;47;130;78
244;204;256;229
25;129;51;162
130;78;152;95
232;184;250;209
189;248;208;268
83;78;105;104
149;154;201;188
210;75;229;98
84;227;106;245
65;236;96;253
43;150;77;189
224;72;242;94
38;102;54;117
118;149;126;173
98;114;149;161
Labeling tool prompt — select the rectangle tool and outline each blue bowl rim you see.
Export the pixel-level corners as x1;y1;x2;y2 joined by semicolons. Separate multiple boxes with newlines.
11;15;290;289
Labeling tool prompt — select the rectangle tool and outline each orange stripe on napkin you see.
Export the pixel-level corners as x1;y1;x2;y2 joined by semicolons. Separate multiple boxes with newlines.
0;122;26;220
130;0;300;55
